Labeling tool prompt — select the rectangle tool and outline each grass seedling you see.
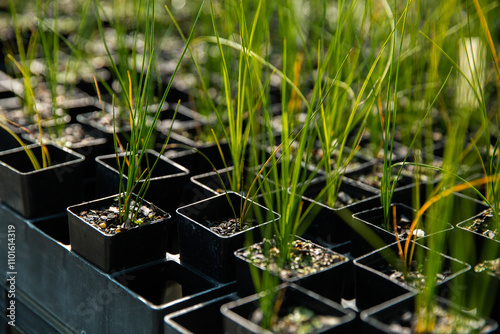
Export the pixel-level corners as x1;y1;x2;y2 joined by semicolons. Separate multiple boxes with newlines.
0;116;42;169
5;0;51;169
91;0;206;226
379;0;412;230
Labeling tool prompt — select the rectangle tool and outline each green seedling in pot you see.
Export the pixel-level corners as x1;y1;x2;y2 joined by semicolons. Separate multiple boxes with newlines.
91;0;206;227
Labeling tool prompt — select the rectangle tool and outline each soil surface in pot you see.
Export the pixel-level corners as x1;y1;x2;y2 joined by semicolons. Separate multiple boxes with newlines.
239;238;347;280
1;106;64;130
462;209;499;241
349;161;440;190
77;197;169;234
83;111;130;132
474;257;500;278
203;217;256;236
28;123;102;148
387;304;489;334
385;261;451;291
382;213;426;240
349;165;412;189
313;189;369;209
251;305;341;334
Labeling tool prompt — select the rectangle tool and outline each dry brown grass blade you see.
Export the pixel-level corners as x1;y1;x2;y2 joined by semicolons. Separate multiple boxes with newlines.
392;205;405;263
403;174;500;259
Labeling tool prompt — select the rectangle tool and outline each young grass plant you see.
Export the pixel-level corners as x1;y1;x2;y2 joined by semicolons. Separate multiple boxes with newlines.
380;0;412;230
5;0;51;170
239;1;386;327
92;0;206;226
238;0;424;328
386;7;500;322
310;0;406;210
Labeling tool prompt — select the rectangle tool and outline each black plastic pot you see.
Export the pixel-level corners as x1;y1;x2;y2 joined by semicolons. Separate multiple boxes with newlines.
189;166;238;198
454;211;500;264
345;162;442;208
295;176;381;258
176;192;279;283
448;261;500;326
360;292;498;333
163;293;239;334
95;149;189;213
60;95;100;124
221;283;356;334
0;200;232;333
354;240;470;311
234;236;351;303
163;123;223;150
301;143;376;175
165;140;232;176
350;203;454;258
155;103;212;140
0;143;85;218
190;165;283;200
300;176;380;214
298;196;358;255
67;193;173;273
76;110;131;151
451;214;500;322
345;164;418;191
112;258;234;334
21;123;108;179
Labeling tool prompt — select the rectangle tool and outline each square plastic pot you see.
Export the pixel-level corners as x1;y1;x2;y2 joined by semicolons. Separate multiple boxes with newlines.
164;293;239;334
221;283;356;334
0;143;85;218
234;236;352;303
112;258;234;334
95;149;189;213
176;192;279;283
350;203;453;258
190;164;290;200
354;240;470;311
300;176;380;215
360;292;498;333
67;193;173;273
451;214;500;322
454;210;500;264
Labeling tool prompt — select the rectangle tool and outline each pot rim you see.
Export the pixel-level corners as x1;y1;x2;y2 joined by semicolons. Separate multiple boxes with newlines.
67;192;171;237
354;239;471;292
95;149;190;182
234;235;350;283
220;282;356;333
0;142;85;175
176;191;280;239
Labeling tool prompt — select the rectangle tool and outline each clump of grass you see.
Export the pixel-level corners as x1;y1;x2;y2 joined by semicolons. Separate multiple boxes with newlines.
91;0;206;226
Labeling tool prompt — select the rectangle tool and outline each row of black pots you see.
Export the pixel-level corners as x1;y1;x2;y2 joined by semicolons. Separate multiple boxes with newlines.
0;148;496;332
1;85;498;332
171;173;497;330
0;139;480;274
0;70;447;213
360;292;499;334
0;201;234;333
159;233;497;333
165;289;499;334
0;184;358;333
0;129;489;268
